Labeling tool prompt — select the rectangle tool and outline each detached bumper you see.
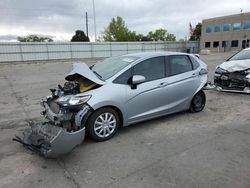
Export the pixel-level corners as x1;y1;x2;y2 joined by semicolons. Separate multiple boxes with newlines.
14;98;91;158
14;122;85;158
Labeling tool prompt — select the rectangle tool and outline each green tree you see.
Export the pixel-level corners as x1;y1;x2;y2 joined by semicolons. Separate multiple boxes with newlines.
71;30;89;42
17;35;53;42
189;23;202;41
102;16;177;42
103;16;137;41
147;28;176;41
136;34;150;41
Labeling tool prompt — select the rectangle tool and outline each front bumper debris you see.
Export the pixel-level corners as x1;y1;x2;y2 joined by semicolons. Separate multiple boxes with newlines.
14;94;91;158
203;82;250;94
213;70;250;94
13;122;85;158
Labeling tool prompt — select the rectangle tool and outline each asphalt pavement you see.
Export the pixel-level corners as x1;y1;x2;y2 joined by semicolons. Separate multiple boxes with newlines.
1;52;250;188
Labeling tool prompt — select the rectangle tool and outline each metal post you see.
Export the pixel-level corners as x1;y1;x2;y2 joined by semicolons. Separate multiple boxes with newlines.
92;0;97;41
85;12;89;37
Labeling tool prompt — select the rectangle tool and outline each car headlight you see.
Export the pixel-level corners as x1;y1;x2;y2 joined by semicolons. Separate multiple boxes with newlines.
215;67;227;74
56;95;91;106
68;96;91;105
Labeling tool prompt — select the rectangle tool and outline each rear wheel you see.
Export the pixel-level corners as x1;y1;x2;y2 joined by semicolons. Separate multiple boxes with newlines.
189;90;206;113
87;107;120;142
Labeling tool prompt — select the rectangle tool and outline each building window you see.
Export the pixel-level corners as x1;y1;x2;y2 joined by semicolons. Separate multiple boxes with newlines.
223;24;231;32
222;41;228;47
205;42;211;48
214;25;221;32
213;41;219;48
233;23;241;30
231;40;239;47
243;21;250;29
206;26;212;33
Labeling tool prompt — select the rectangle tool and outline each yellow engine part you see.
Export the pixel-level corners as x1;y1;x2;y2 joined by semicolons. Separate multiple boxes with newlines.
78;78;97;93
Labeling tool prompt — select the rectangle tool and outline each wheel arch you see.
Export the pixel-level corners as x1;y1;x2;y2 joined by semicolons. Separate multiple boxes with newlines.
88;105;124;127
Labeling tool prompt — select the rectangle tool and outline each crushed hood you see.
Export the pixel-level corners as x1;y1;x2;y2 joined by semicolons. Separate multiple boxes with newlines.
219;59;250;72
65;63;105;85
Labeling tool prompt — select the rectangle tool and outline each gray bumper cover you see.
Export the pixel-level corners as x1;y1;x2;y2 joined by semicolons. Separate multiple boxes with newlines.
14;122;85;158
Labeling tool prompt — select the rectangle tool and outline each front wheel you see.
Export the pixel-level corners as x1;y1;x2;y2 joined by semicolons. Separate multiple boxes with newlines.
189;90;206;113
86;107;120;142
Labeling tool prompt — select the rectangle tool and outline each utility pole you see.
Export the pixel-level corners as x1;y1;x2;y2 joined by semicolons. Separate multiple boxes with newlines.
85;12;89;37
92;0;97;41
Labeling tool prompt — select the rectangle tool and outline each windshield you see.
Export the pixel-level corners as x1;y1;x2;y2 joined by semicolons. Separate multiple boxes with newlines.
91;56;139;80
229;49;250;61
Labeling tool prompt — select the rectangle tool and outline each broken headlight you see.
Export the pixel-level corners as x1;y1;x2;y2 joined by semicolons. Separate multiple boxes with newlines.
56;95;91;106
215;67;227;74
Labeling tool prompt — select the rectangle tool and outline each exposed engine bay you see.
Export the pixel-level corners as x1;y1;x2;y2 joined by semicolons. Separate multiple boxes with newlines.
13;64;101;158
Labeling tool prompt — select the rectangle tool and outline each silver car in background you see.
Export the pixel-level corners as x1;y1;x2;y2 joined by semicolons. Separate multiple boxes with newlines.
15;52;208;157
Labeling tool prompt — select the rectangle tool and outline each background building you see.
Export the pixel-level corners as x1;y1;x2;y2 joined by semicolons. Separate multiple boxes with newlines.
200;12;250;52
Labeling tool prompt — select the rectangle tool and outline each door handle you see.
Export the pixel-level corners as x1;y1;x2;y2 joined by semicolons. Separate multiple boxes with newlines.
192;72;198;77
158;82;168;87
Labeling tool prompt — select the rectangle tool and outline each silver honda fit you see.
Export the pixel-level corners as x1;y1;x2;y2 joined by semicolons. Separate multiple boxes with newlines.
56;51;208;141
16;51;208;157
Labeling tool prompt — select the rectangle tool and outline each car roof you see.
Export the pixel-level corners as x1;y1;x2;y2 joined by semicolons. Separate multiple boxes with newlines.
122;51;188;59
243;48;250;51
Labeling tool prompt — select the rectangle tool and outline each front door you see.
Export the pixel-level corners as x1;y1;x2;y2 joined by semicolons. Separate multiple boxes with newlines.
125;56;169;124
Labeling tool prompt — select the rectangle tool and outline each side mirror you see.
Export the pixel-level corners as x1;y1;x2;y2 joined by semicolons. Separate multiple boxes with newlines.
131;75;146;89
132;75;146;85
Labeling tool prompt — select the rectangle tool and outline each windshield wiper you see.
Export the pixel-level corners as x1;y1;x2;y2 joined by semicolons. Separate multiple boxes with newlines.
93;71;103;79
89;64;95;70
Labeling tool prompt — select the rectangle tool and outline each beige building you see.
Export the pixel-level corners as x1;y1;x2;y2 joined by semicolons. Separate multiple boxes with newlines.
200;12;250;52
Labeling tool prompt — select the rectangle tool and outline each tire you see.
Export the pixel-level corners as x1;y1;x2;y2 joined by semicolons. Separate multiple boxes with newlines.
86;107;120;142
189;90;206;113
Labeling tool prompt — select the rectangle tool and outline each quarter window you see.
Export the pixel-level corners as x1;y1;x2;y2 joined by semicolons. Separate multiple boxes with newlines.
168;56;193;76
133;57;165;82
113;69;132;85
189;56;200;70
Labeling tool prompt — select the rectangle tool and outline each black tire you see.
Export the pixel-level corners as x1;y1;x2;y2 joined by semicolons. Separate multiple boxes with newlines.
86;107;120;142
189;90;206;113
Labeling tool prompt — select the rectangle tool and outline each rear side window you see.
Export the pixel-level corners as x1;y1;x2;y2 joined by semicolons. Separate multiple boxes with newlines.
133;57;165;82
168;56;193;76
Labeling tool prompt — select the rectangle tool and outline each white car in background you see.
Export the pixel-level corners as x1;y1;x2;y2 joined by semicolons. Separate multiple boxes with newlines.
214;48;250;93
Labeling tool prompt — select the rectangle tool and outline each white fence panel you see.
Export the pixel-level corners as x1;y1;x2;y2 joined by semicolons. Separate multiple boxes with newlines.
0;41;199;62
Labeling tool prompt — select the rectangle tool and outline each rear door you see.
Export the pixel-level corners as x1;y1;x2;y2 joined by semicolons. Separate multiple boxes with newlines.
163;55;201;113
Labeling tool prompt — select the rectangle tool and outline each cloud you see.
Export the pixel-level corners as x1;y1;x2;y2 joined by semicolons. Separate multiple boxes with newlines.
0;0;249;41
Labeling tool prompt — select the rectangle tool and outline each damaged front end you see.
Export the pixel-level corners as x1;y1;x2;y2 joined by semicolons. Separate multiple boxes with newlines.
13;63;104;158
214;67;250;93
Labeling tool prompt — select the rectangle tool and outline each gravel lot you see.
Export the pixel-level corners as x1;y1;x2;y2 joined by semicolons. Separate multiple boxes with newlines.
1;52;250;188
